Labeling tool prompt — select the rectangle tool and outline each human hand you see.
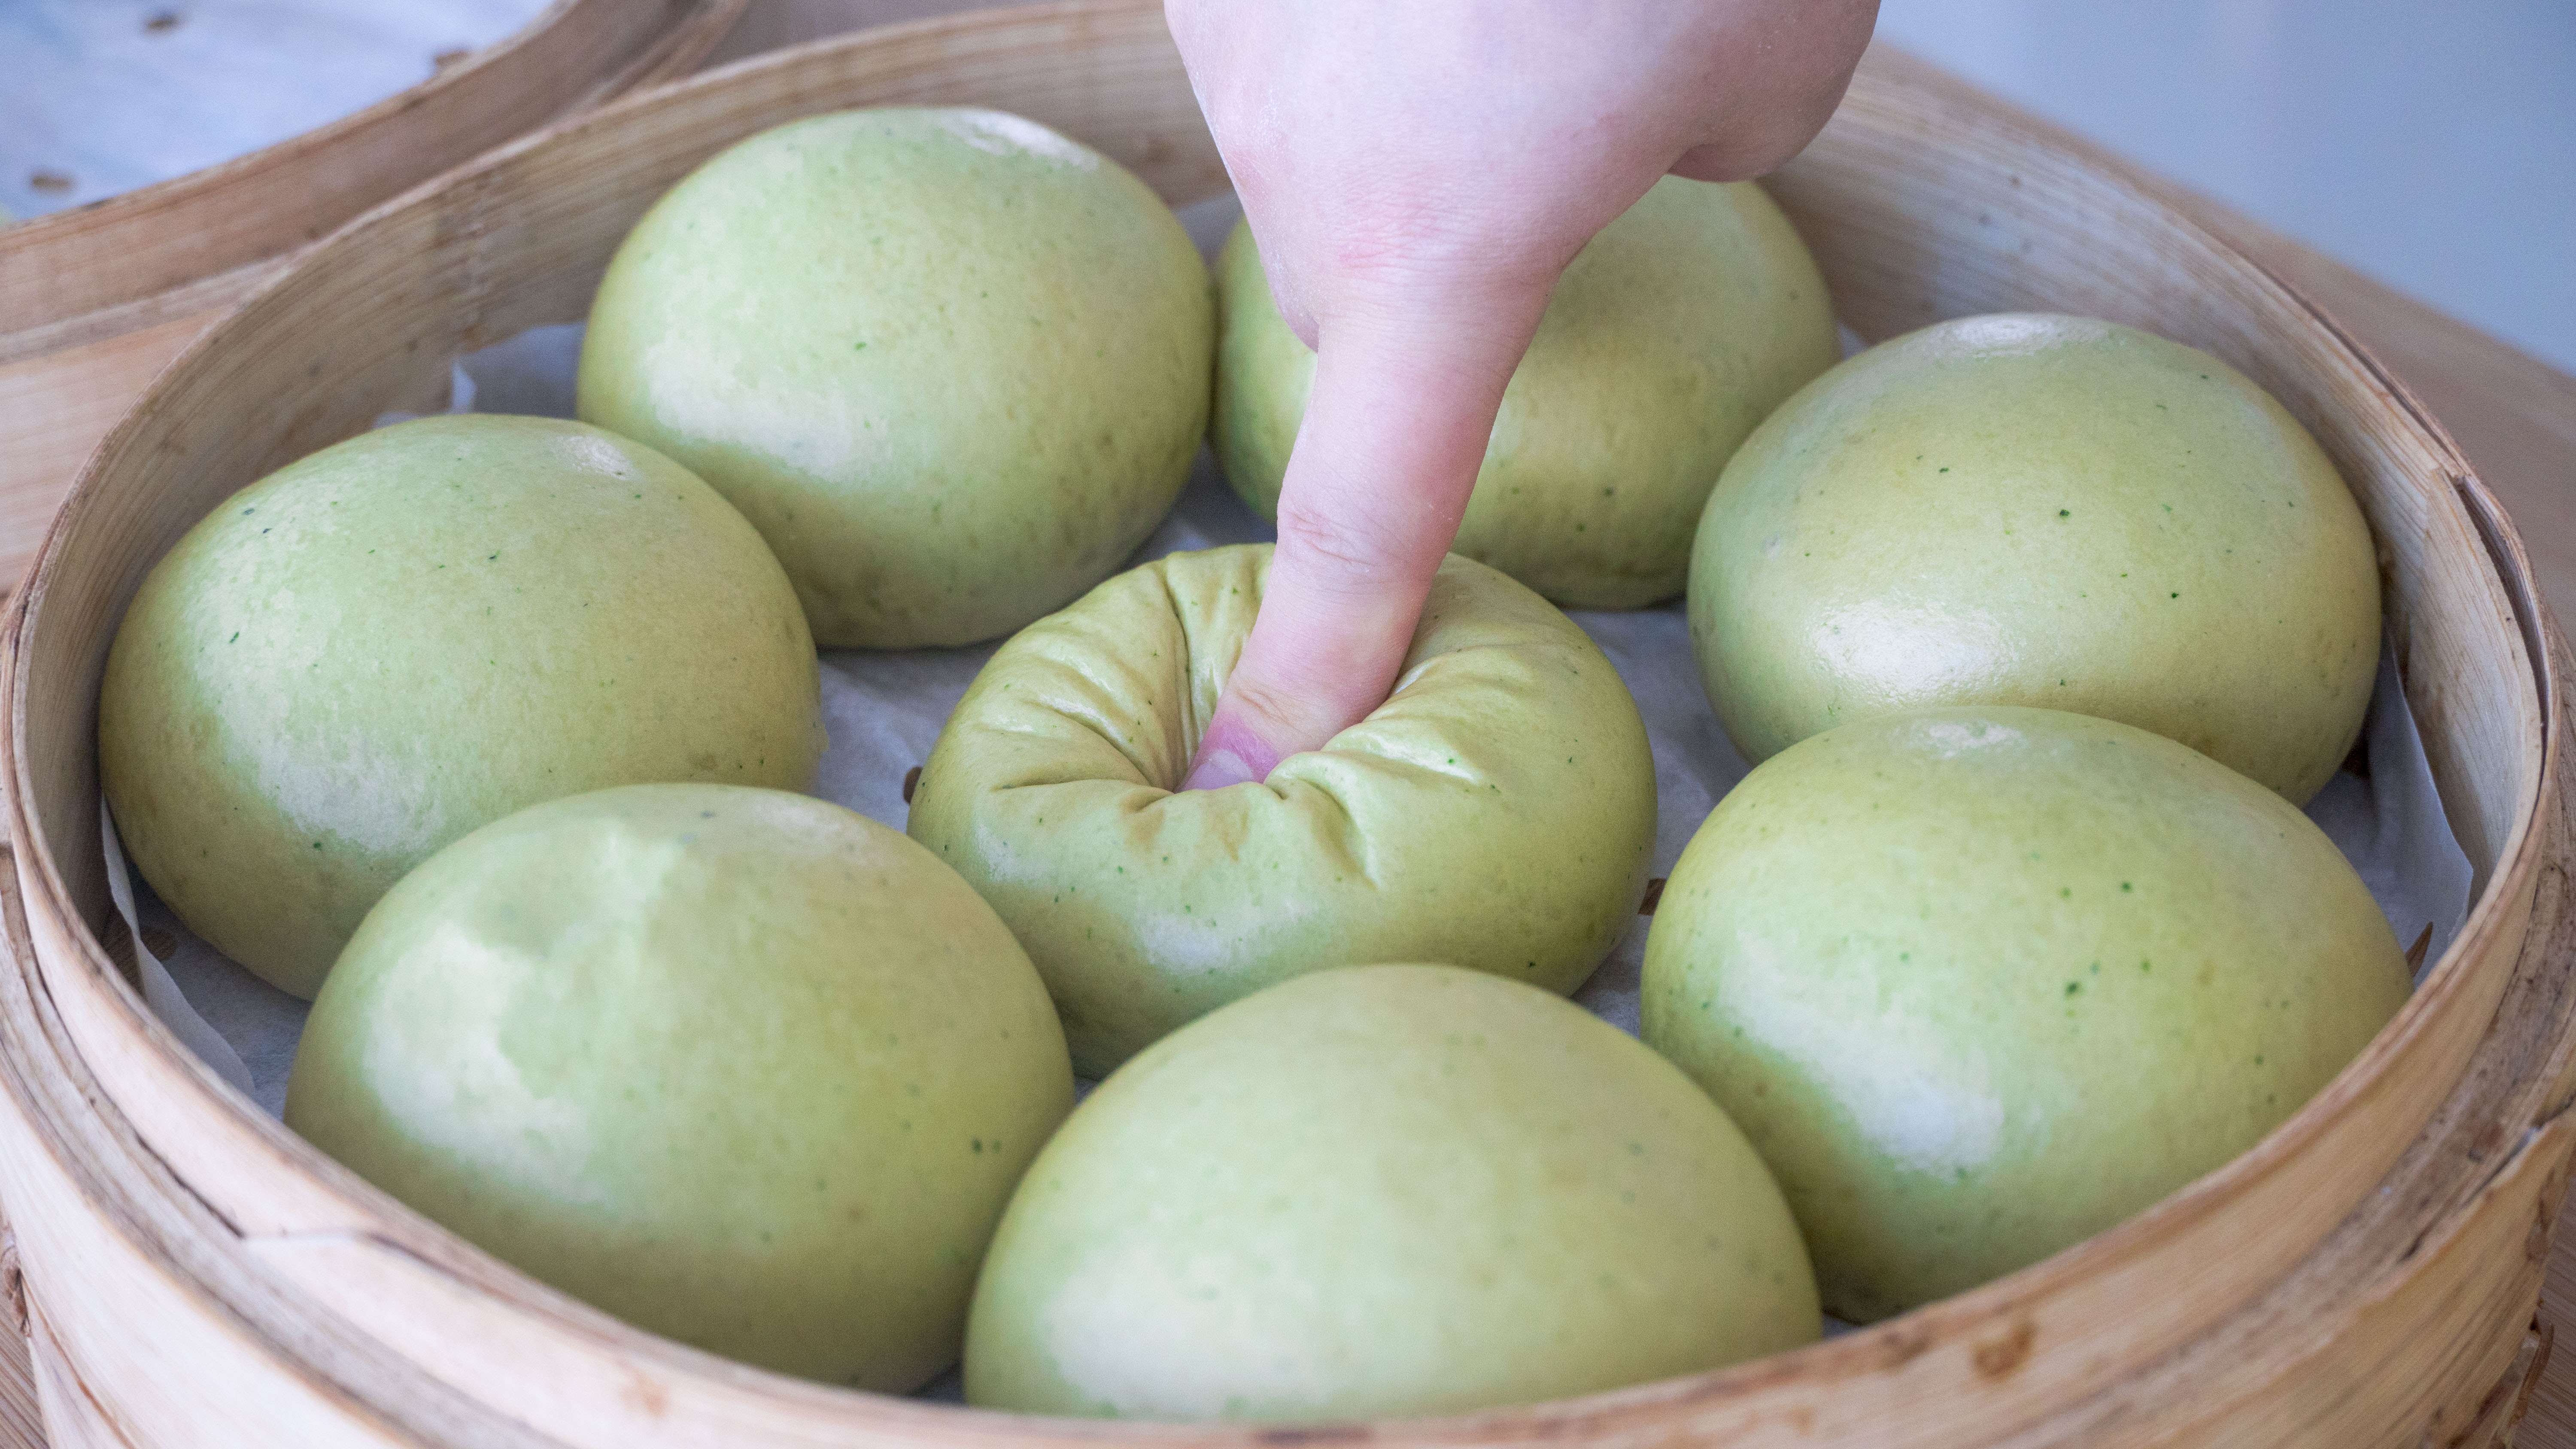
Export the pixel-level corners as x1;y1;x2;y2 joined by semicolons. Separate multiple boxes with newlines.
1169;0;1878;790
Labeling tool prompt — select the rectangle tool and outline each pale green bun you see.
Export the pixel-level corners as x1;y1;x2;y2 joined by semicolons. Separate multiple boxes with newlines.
966;964;1817;1421
286;784;1074;1390
907;543;1656;1076
1687;312;2379;803
1641;706;2410;1322
577;107;1214;648
99;415;824;999
1213;177;1838;609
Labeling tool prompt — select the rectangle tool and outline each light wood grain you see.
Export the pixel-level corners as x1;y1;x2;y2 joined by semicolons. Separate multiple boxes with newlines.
1847;45;2576;673
1;19;2572;1449
1835;51;2576;1449
0;1233;38;1449
2206;212;2576;635
2044;149;2576;1449
0;0;753;602
0;10;2566;1448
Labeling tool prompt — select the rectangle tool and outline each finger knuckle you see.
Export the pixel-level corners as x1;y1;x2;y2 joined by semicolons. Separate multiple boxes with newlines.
1273;495;1411;595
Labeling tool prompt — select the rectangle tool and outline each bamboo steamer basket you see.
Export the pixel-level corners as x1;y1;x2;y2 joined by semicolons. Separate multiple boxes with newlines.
0;4;2572;1444
0;0;754;599
703;0;1016;67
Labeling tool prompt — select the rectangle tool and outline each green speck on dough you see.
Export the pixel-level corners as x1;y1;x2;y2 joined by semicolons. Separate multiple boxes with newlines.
2122;882;2133;891
2058;509;2071;518
2065;981;2082;996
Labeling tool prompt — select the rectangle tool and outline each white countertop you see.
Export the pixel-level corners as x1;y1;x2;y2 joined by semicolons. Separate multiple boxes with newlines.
0;0;550;222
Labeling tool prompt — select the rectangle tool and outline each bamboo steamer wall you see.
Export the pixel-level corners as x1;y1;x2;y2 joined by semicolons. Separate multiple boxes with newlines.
705;0;1013;65
0;4;2572;1445
0;0;753;600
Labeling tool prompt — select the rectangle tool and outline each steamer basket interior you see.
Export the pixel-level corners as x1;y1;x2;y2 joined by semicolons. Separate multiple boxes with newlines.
0;9;2560;1449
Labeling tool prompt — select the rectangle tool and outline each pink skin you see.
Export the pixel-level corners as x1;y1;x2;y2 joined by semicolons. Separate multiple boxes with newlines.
1168;0;1880;790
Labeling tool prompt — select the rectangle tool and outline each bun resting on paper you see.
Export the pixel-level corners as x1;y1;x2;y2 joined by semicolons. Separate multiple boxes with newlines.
98;415;825;998
1640;706;2412;1322
577;106;1214;648
1687;313;2380;803
964;964;1819;1421
905;543;1658;1076
1212;176;1839;609
286;784;1075;1391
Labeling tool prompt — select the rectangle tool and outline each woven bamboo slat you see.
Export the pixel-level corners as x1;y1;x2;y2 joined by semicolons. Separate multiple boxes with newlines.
0;0;753;600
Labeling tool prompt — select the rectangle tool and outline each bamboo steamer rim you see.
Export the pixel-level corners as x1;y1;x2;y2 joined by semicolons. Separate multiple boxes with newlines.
0;0;752;352
1;7;2571;1445
0;0;750;626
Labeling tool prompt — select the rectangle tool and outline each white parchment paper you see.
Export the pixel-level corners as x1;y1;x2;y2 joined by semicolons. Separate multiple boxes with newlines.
108;194;2477;1147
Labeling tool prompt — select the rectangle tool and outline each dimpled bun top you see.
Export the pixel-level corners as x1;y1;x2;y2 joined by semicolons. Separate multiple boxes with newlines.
98;415;825;997
964;964;1819;1422
286;785;1073;1391
1214;176;1838;609
577;107;1214;648
1687;313;2380;803
905;544;1658;1076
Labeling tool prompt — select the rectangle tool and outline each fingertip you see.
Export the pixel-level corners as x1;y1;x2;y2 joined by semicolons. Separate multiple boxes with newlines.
1179;746;1259;793
1669;143;1762;184
1179;708;1284;792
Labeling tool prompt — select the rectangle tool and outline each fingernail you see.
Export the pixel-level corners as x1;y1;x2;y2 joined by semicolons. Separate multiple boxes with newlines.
1181;746;1258;792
